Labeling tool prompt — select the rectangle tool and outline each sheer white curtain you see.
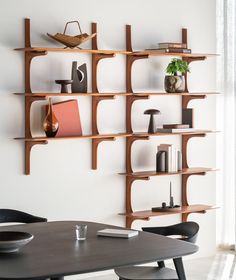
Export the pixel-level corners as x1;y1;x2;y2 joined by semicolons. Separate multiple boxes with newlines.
216;0;236;248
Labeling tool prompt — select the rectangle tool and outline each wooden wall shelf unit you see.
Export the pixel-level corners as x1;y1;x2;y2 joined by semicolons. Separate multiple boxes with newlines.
16;18;217;228
122;25;217;228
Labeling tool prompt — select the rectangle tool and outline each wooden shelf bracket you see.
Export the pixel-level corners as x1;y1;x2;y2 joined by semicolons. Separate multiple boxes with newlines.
126;175;150;228
182;28;206;93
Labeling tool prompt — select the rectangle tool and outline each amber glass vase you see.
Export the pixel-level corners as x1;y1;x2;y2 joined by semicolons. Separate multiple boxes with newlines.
43;98;59;137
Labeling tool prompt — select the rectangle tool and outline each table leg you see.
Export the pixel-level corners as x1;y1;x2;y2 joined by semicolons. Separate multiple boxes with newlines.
173;257;186;280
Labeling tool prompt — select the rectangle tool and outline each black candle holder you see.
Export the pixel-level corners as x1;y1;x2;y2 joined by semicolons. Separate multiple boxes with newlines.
55;79;73;93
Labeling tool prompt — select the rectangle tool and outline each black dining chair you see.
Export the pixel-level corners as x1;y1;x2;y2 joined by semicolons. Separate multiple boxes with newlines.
114;221;199;280
0;209;47;223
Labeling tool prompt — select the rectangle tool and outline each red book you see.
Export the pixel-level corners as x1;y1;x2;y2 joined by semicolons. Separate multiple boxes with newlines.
48;99;82;137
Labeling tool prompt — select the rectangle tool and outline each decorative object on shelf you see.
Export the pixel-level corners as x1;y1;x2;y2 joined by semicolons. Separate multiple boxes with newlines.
146;42;191;53
152;182;181;212
156;150;166;172
144;109;160;133
182;108;193;128
157;144;182;172
71;62;87;93
47;99;83;137
146;48;191;54
163;124;190;129
165;58;190;93
43;98;59;137
55;79;73;93
47;21;96;49
158;42;187;49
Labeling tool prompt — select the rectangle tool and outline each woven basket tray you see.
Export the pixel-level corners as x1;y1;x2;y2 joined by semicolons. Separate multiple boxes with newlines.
47;21;96;49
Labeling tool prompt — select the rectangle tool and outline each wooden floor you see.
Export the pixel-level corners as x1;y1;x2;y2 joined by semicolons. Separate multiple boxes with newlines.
69;250;236;280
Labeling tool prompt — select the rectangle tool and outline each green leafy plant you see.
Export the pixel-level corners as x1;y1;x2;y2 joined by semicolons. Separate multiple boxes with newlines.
166;58;190;76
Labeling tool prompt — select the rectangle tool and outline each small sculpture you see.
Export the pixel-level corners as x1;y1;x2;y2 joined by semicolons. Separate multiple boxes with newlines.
152;182;181;212
55;80;73;93
47;20;96;49
71;62;87;93
144;109;161;134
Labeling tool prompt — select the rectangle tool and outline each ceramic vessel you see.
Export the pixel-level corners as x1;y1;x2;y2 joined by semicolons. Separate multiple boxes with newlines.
164;75;185;93
43;98;59;137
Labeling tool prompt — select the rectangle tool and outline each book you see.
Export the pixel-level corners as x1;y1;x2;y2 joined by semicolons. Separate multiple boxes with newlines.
47;100;83;137
97;228;139;238
156;128;199;133
163;124;190;129
145;48;191;54
158;144;173;172
158;42;187;49
177;150;182;171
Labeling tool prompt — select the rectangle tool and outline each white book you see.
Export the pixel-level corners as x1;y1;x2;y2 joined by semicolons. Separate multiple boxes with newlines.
97;228;139;238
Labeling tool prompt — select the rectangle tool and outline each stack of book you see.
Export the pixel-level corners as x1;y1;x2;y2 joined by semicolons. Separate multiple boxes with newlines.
156;144;182;173
146;42;191;54
156;124;197;133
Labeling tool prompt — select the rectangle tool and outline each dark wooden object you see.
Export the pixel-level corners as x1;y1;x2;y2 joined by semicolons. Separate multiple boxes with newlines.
0;221;197;279
91;22;116;169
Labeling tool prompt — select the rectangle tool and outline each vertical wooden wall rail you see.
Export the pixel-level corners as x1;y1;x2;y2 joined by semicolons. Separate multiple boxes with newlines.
124;25;150;228
181;28;206;93
125;25;149;133
24;18;48;175
91;22;116;169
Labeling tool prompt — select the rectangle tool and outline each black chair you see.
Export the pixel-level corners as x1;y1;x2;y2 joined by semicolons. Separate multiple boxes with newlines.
114;222;199;280
0;209;47;223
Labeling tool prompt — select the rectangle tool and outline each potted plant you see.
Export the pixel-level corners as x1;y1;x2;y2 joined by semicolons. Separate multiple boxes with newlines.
164;58;190;93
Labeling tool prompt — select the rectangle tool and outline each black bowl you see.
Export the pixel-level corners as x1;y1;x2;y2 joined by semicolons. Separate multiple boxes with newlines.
0;231;33;253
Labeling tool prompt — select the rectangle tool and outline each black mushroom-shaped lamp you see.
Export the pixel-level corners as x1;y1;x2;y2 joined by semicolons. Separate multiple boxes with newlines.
144;109;161;134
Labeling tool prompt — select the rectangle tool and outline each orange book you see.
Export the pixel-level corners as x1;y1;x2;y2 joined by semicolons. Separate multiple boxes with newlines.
49;100;82;137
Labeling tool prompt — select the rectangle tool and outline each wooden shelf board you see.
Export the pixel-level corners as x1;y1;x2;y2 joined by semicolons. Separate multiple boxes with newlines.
120;204;217;219
15;133;132;141
14;92;131;97
133;130;218;137
14;47;130;55
131;51;218;58
15;131;218;142
14;92;220;97
14;47;218;58
133;92;219;96
119;167;217;177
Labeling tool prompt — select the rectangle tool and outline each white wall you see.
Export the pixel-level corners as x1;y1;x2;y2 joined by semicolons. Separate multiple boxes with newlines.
0;0;216;268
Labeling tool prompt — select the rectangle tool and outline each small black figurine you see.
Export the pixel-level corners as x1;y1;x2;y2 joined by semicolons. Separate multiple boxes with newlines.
144;109;161;134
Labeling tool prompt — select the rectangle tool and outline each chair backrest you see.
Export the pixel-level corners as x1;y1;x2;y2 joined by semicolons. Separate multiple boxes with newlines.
0;209;47;224
142;221;199;244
